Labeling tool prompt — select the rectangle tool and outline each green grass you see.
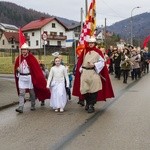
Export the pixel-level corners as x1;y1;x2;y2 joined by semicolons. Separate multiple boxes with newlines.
0;55;69;74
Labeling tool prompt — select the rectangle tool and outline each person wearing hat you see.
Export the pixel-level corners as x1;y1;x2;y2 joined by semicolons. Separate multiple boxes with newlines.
14;43;50;113
72;36;114;113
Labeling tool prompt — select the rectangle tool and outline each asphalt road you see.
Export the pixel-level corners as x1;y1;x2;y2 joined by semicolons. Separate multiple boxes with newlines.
0;74;150;150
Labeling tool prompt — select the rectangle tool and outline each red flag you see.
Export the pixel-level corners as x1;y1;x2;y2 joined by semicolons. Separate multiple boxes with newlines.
143;35;150;48
76;0;96;57
19;28;26;48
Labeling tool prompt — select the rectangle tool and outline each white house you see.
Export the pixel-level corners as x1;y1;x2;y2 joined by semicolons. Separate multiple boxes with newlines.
22;17;68;50
0;32;19;49
0;23;19;49
65;23;81;48
0;19;81;51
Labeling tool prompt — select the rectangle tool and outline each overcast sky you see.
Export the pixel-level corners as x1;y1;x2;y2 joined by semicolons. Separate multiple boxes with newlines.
2;0;150;26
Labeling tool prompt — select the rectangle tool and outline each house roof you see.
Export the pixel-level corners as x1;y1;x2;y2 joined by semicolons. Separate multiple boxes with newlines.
4;32;19;42
63;22;80;30
0;23;18;31
56;17;80;30
22;17;67;31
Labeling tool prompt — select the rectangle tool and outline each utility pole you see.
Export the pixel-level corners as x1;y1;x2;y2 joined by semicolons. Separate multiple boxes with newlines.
85;0;88;15
81;7;83;32
104;18;107;49
130;6;140;45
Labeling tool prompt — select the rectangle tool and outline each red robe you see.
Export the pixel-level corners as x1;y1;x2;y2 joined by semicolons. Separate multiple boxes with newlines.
72;46;114;101
14;53;50;101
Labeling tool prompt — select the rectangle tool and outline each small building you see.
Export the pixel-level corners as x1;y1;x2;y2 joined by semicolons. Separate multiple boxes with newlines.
0;32;19;50
21;17;68;51
0;23;19;50
64;22;81;48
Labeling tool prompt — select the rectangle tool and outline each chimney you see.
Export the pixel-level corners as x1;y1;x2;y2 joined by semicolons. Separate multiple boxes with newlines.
40;17;45;21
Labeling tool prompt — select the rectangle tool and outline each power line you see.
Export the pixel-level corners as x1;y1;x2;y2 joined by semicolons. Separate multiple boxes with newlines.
100;0;125;19
96;11;126;19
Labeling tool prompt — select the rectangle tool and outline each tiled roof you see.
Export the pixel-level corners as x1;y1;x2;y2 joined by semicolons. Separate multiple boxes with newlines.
22;17;67;31
4;32;19;42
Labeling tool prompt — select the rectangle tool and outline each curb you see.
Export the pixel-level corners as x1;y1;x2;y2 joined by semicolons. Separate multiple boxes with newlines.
0;98;31;111
0;76;14;79
0;102;18;111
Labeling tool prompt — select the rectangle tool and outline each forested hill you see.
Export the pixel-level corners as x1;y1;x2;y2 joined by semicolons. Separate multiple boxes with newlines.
0;1;51;27
1;1;150;41
0;1;79;28
108;12;150;40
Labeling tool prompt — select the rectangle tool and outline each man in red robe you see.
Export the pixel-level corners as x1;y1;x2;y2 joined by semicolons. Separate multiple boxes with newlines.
72;37;114;113
14;43;50;113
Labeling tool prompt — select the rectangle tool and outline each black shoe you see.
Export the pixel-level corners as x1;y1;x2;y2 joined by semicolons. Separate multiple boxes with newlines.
15;106;23;113
85;104;89;111
88;105;95;113
41;101;45;106
77;100;85;106
30;106;36;111
69;94;71;100
123;80;127;83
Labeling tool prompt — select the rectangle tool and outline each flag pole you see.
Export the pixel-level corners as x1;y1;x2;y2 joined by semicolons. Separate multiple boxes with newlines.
18;28;26;67
80;7;83;33
19;28;21;67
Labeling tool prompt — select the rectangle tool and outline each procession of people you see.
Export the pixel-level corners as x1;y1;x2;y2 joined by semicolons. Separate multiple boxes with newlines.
14;36;149;114
107;45;150;83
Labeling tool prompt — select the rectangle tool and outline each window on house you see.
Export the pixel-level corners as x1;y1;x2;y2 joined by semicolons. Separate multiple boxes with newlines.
52;23;56;28
2;40;5;45
50;32;57;36
57;41;61;46
75;33;79;37
59;32;63;36
32;32;34;36
11;38;14;44
36;40;38;46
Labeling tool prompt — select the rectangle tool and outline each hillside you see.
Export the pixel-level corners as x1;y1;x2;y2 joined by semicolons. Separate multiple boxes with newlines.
0;1;79;28
0;1;149;42
108;12;150;41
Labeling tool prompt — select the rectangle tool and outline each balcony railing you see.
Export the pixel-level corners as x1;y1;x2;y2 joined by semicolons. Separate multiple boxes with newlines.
47;34;67;40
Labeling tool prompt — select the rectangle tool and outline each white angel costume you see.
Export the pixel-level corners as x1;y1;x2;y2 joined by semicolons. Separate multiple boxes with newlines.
47;65;69;110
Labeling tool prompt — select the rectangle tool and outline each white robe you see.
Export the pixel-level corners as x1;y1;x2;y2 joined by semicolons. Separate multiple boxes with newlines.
80;51;104;94
18;59;33;89
47;65;69;109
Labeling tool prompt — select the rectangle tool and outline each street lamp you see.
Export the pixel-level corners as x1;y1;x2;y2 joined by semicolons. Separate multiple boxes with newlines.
130;6;140;45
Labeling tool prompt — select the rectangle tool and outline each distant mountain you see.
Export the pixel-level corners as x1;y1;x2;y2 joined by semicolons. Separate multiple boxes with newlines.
1;1;149;43
108;12;150;42
0;1;79;28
